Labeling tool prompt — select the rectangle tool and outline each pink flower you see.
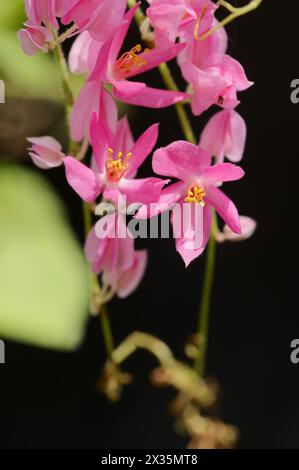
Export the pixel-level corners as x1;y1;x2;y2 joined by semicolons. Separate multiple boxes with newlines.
61;0;127;42
70;82;118;142
149;141;244;266
85;214;147;298
19;0;78;55
18;22;54;55
71;4;188;136
199;109;247;163
181;54;253;116
24;0;59;29
64;113;167;205
68;31;103;75
146;0;187;48
55;0;80;17
146;0;216;48
27;136;65;169
215;216;257;243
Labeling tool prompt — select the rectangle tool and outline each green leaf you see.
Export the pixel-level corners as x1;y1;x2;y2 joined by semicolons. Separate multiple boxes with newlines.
0;0;25;32
0;31;60;100
0;164;90;351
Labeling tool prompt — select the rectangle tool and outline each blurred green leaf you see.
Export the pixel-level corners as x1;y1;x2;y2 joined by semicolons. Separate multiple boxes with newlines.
0;31;61;100
0;1;86;102
0;0;25;31
0;164;90;351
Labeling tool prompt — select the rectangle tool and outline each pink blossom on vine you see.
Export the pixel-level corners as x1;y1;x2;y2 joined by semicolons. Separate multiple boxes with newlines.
85;214;147;298
18;23;54;55
181;54;253;116
83;5;188;110
70;84;117;142
64;113;167;205
151;141;244;266
27;136;65;169
215;216;257;243
199;109;247;163
24;0;59;29
146;0;216;48
68;31;103;75
61;0;127;42
19;0;78;56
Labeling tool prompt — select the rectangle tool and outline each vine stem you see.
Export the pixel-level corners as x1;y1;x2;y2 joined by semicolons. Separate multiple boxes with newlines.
198;0;263;41
53;40;116;365
82;200;116;361
194;212;218;376
158;63;196;144
128;0;217;376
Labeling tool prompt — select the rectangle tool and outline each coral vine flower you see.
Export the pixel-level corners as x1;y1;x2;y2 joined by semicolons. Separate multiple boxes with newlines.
85;214;147;298
27;136;65;169
61;0;127;42
19;0;78;56
64;113;167;205
146;0;216;48
199;109;247;163
24;0;59;29
181;54;253;116
68;31;103;75
18;22;54;55
215;216;257;243
151;141;245;266
70;4;188;140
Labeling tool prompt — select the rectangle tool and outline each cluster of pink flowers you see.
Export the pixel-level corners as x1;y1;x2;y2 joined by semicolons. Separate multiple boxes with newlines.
21;0;256;299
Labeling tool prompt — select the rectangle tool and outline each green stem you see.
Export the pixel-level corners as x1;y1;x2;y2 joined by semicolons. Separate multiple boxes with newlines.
194;212;218;376
52;41;74;110
52;41;79;156
100;304;115;359
83;201;116;362
158;63;196;144
199;0;263;41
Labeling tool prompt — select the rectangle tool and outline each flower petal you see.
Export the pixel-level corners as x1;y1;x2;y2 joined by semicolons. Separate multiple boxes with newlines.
27;136;64;170
112;81;188;108
153;141;211;181
199;108;247;163
116;250;148;298
135;181;186;219
64;156;102;203
201;163;245;186
125;123;159;178
105;177;167;205
173;201;213;267
115;116;134;156
70;81;101;142
205;186;241;234
181;62;226;116
216;216;257;243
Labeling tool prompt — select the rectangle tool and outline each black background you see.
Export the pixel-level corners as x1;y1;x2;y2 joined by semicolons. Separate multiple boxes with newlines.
0;1;296;449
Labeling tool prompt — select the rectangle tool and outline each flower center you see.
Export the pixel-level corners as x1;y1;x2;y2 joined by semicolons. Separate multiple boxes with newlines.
184;184;206;206
105;148;132;183
113;44;149;79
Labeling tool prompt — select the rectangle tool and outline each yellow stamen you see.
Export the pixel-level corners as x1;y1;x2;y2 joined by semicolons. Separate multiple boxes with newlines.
194;1;209;40
105;148;133;183
184;185;206;207
114;44;149;78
